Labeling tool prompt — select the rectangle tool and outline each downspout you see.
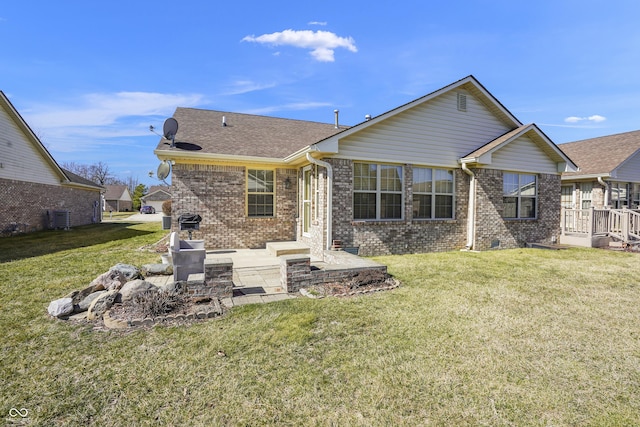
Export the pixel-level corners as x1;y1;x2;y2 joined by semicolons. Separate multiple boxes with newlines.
597;176;609;207
461;162;476;251
306;152;333;251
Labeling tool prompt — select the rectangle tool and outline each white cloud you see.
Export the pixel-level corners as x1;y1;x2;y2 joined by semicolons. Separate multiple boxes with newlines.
308;21;327;26
242;29;357;62
28;92;203;128
564;115;607;124
243;101;333;116
22;91;204;152
222;80;277;96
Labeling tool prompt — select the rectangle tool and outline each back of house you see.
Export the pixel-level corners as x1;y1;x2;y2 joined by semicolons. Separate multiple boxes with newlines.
155;76;576;257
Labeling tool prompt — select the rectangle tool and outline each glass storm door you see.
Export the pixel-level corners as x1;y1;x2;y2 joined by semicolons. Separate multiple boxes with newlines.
302;167;312;236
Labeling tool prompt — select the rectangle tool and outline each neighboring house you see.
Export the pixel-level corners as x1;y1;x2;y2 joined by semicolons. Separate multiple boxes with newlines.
0;91;103;235
140;185;171;212
557;130;640;247
559;130;640;209
103;185;133;212
154;76;576;257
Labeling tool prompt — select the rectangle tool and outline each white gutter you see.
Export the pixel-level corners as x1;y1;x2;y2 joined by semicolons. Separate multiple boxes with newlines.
306;152;333;251
461;162;476;250
597;176;609;207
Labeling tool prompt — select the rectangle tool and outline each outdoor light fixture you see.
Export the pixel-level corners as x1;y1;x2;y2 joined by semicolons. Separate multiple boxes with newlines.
284;176;292;189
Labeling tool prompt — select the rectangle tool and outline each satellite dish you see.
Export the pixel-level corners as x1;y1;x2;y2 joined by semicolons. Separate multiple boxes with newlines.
163;118;178;147
157;160;171;181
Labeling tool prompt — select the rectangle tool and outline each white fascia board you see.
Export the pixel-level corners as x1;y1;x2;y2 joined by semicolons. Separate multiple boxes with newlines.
154;149;286;166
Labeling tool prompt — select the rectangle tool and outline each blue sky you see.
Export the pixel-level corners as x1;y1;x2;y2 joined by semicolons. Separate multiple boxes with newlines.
2;1;640;187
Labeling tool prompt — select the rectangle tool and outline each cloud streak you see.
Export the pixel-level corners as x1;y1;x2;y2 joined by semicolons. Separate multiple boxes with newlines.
564;114;606;123
242;29;357;62
22;91;204;152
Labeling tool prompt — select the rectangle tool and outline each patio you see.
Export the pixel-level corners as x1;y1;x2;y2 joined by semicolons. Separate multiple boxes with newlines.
146;246;327;307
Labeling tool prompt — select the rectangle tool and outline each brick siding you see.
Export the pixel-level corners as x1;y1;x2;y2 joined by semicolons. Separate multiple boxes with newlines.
319;160;562;255
472;168;561;250
0;177;101;235
171;164;297;249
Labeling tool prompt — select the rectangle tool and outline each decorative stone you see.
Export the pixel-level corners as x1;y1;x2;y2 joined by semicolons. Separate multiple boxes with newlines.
142;263;173;276
103;310;129;329
118;279;158;302
87;291;118;321
48;298;74;318
159;280;184;295
90;270;126;292
76;290;106;312
110;263;143;282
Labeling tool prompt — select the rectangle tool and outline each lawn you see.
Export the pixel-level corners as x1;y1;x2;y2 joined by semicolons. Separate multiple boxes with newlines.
1;223;639;426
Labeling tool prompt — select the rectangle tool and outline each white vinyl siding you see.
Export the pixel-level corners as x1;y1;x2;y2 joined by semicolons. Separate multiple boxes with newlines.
0;105;61;185
490;135;558;174
614;152;640;182
337;90;511;167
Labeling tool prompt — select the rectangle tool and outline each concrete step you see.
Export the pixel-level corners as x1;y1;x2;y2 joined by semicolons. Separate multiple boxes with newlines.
266;241;311;257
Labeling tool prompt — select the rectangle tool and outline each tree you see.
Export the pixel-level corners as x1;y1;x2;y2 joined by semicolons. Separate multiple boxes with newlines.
62;161;139;193
132;183;147;211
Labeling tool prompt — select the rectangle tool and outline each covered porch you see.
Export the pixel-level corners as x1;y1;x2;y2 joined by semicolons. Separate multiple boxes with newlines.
559;207;640;248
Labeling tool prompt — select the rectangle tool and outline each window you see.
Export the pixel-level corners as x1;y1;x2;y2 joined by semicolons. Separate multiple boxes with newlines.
247;169;274;217
632;183;640;208
580;183;592;209
610;182;629;209
561;185;574;209
413;167;454;219
353;163;403;220
503;173;537;219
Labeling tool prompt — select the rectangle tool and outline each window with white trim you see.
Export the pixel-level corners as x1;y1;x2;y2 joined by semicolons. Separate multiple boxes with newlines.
610;181;629;208
561;185;574;209
580;182;592;209
632;183;640;208
353;163;403;220
247;169;274;217
503;173;537;219
413;167;454;219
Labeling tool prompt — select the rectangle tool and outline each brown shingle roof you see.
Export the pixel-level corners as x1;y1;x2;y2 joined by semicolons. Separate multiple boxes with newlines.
154;108;345;159
103;185;129;200
560;129;640;176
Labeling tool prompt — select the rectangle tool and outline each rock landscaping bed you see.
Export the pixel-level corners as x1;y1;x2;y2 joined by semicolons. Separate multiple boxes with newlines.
47;262;224;330
301;269;400;298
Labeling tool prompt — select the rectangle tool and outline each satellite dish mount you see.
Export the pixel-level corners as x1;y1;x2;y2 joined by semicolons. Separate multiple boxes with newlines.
163;117;179;148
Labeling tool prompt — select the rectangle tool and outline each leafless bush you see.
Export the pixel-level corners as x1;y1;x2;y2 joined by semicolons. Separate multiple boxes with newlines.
130;290;187;318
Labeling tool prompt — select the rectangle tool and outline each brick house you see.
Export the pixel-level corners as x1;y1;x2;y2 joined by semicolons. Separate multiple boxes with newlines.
140;185;171;213
155;76;576;257
103;185;133;212
556;130;640;248
0;91;103;235
559;130;640;210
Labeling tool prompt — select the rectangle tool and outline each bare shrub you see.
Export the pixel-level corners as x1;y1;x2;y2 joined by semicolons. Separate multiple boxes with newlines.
130;290;186;318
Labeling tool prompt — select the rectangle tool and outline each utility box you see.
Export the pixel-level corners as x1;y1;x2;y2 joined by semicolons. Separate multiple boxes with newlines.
53;210;71;230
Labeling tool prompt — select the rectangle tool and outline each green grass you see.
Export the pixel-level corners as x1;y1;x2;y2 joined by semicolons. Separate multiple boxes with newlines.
1;224;639;425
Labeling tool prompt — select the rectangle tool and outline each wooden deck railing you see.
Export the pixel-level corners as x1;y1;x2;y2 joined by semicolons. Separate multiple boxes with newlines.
561;207;640;244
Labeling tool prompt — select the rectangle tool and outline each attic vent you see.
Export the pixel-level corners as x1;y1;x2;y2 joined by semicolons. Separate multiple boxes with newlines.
457;93;467;112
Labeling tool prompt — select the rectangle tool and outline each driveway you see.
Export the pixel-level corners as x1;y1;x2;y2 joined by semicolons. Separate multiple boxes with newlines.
116;213;162;222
